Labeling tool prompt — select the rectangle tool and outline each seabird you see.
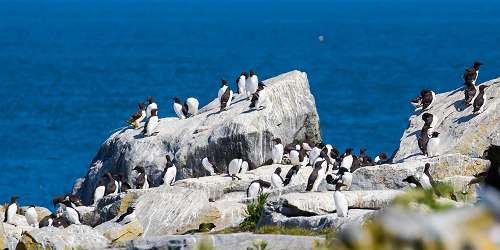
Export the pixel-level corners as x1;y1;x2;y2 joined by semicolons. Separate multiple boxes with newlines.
127;102;146;129
25;205;39;227
418;125;431;155
247;179;271;198
39;213;56;228
113;174;122;194
309;145;322;166
239;160;249;174
163;155;177;186
119;175;131;193
374;152;388;165
464;61;483;85
271;167;284;189
420;163;434;190
422;112;439;136
334;182;349;217
185;97;199;116
283;165;300;186
116;207;136;225
218;79;229;100
403;175;423;188
410;95;422;109
145;108;159;136
237;72;247;95
61;200;81;225
271;138;284;164
249;82;266;110
420;89;435;110
473;85;490;114
245;70;258;99
338;167;353;190
220;86;233;111
202;157;217;176
145;96;158;119
427;132;440;157
104;172;117;196
3;196;18;225
306;160;327;192
289;150;300;166
173;97;187;119
340;148;354;171
93;179;105;206
52;216;71;228
133;166;149;189
228;158;243;180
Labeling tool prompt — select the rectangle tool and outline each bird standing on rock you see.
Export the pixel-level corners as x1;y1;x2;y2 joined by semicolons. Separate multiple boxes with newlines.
145;108;159;136
25;205;39;227
473;85;490;114
218;79;229;100
202;157;217;176
93;179;105;206
133;166;149;189
283;165;300;186
237;73;247;95
247;180;271;198
418;125;431;156
127;102;146;129
463;62;483;106
4;196;19;225
427;132;440;157
271;138;284;164
246;70;258;99
340;148;354;171
173;97;187;119
420;89;436;110
145;96;158;119
163;155;177;186
116;207;136;225
220;86;233;111
185;97;199;116
104;172;116;196
228;158;243;180
271;167;284;188
334;182;348;217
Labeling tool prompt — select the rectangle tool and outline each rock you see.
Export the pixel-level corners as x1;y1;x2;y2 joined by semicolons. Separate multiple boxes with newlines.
335;205;500;250
77;70;321;204
258;208;376;231
210;200;246;229
1;220;33;250
393;77;500;162
271;190;402;216
128;233;324;250
19;206;51;223
74;205;98;226
16;224;109;250
175;163;313;201
95;220;143;246
351;153;489;190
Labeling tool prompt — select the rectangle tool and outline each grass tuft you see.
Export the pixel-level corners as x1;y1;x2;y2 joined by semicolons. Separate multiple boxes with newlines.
239;193;268;231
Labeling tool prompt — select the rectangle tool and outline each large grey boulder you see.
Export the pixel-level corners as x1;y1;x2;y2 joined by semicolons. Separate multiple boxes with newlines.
270;190;402;216
258;209;376;231
351;153;489;190
16;225;109;250
128;233;324;250
77;70;321;204
393;77;500;162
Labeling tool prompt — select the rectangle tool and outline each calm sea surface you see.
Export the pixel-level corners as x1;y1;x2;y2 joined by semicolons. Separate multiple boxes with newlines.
1;0;499;207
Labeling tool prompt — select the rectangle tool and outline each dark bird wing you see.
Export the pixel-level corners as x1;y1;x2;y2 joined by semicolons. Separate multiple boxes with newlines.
182;102;189;116
129;110;143;122
116;212;129;223
105;181;116;196
306;168;319;191
249;92;259;108
135;174;145;189
3;206;7;222
418;127;430;155
220;88;231;111
421;91;434;109
39;215;51;228
121;182;131;192
284;166;298;186
473;95;484;112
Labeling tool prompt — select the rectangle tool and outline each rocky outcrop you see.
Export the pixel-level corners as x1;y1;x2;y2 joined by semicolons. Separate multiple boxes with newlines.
76;70;321;204
95;220;143;246
128;233;324;250
16;225;109;250
393;77;500;162
351;153;489;190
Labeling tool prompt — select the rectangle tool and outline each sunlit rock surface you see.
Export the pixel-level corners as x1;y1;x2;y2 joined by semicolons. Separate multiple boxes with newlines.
128;233;323;250
76;70;321;204
393;77;500;162
16;225;109;250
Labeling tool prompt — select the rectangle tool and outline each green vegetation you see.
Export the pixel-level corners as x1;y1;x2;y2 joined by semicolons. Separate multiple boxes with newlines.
195;238;215;250
393;183;457;211
256;225;334;236
239;193;269;231
248;239;268;250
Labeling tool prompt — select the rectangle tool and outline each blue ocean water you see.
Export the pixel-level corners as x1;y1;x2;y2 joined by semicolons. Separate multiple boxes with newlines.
1;0;499;208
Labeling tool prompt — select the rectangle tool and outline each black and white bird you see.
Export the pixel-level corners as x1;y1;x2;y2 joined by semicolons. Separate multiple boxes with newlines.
422;112;439;136
104;172;117;196
308;145;322;166
403;175;423;188
39;213;57;228
374;152;388;165
306;160;327;192
420;89;436;110
410;95;423;109
271;167;284;189
3;196;18;224
249;82;266;110
185;97;199;117
145;96;158;119
247;180;271;198
202;157;217;176
163;155;177;186
93;179;105;206
133;166;149;189
173;97;187;119
283;165;300;186
62;200;81;225
464;61;483;85
420;163;434;190
218;79;229;100
418;125;431;155
240;160;249;174
220;86;234;111
116;207;136;225
237;72;247;95
340;148;354;171
25;205;39;227
427;132;440;157
245;70;258;99
289;149;301;166
145;108;159;136
333;182;349;217
337;167;353;190
271;138;284;164
473;85;490;114
228;158;243;180
127;102;146;129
